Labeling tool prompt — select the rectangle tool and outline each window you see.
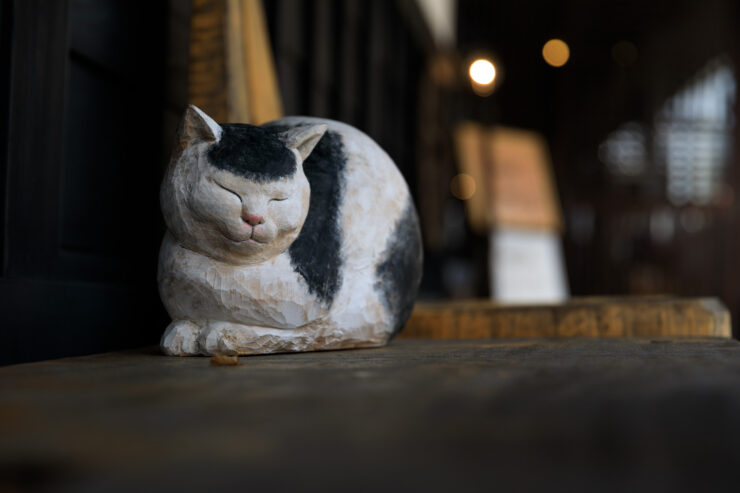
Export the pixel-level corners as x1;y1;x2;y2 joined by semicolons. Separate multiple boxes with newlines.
600;56;736;206
655;57;736;205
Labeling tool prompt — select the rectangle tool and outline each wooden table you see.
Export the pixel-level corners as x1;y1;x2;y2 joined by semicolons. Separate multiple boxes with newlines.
2;338;740;491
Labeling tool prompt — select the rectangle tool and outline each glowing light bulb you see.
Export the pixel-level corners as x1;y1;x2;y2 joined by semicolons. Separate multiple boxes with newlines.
469;59;496;85
542;39;570;67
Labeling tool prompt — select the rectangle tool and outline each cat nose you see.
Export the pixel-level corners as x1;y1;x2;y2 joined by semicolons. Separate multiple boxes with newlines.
242;213;265;226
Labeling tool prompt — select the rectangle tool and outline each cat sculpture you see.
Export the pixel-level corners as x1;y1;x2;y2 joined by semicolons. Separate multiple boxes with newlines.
158;105;422;355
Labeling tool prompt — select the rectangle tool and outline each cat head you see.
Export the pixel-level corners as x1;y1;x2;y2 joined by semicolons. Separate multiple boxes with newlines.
161;105;327;264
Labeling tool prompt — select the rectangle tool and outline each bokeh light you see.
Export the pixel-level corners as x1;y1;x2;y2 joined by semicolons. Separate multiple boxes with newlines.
468;59;496;85
450;173;476;200
542;39;570;67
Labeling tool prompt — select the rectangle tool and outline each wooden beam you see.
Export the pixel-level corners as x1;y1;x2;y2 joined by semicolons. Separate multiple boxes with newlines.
225;0;250;122
188;0;282;123
188;0;228;122
400;297;732;339
241;0;283;123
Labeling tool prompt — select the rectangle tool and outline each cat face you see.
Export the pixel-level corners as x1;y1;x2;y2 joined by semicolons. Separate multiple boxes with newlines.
161;105;327;264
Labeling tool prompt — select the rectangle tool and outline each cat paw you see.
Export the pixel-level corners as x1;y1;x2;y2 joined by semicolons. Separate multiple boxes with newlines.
198;321;243;355
198;321;289;355
160;320;202;356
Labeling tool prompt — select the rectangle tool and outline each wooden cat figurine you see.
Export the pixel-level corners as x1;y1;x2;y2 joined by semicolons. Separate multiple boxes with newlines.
158;105;422;355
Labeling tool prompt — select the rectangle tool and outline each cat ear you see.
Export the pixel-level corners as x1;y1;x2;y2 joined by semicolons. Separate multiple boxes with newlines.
178;104;222;147
281;124;328;161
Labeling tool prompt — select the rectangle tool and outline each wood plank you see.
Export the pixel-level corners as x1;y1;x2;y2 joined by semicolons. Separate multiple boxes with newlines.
399;297;731;339
309;0;333;117
188;0;228;122
4;0;69;277
338;0;361;124
241;0;283;123
1;339;740;490
188;0;283;124
274;0;304;115
225;0;250;122
0;0;11;271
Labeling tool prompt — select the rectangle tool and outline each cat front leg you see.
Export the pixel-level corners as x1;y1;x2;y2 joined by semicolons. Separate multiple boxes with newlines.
160;320;203;356
198;320;342;355
197;316;388;356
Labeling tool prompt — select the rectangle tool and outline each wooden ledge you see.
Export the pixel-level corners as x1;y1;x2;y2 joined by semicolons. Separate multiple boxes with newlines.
400;296;731;339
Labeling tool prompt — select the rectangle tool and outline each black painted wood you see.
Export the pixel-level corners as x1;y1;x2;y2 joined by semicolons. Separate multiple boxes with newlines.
275;0;305;116
268;0;422;184
338;0;361;125
0;0;12;273
5;0;69;278
309;0;333;118
0;278;163;366
0;0;170;365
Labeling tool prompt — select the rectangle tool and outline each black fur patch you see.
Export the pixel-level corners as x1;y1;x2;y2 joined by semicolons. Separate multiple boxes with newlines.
375;201;423;336
207;124;296;181
267;125;346;306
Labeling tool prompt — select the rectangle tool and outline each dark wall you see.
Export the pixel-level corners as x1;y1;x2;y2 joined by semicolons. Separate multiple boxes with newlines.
0;0;175;365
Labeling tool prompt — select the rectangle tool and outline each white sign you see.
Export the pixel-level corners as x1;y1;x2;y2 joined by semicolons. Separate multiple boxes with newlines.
490;228;569;304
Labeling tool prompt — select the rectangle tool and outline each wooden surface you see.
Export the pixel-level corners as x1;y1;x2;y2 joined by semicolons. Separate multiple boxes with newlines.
2;339;740;491
401;297;732;339
188;0;282;124
240;0;283;123
188;0;228;122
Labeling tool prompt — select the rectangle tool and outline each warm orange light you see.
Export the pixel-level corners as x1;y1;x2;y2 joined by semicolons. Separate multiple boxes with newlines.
542;39;570;67
468;59;496;85
450;173;476;200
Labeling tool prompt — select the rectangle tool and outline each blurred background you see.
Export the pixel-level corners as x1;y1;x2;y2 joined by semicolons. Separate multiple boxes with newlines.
1;0;738;364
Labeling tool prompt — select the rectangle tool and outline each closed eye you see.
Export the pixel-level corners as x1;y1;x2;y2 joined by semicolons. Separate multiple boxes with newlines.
212;179;242;202
270;197;288;202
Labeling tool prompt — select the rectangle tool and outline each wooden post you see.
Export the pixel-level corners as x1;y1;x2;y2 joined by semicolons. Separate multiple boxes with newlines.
188;0;282;124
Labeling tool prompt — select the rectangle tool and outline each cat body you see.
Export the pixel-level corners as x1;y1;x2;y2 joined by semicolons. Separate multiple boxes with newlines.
158;106;422;355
